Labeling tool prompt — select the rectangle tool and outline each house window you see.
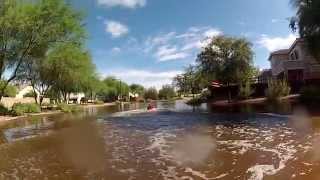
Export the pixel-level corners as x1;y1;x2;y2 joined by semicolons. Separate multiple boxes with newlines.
290;50;300;60
290;53;295;60
294;51;299;60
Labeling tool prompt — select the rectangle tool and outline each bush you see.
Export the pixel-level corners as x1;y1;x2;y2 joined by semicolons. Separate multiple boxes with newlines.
11;103;41;116
238;82;253;100
0;104;9;115
300;86;320;104
94;100;104;104
57;103;80;113
0;81;17;97
265;79;291;102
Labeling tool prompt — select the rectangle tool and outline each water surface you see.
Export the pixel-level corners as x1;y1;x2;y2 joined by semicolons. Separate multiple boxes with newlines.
0;101;320;179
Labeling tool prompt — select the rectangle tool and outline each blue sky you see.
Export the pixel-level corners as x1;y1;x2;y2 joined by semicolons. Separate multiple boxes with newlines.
71;0;297;88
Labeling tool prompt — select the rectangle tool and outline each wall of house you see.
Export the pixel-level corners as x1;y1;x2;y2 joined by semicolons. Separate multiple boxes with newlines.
294;42;320;80
270;54;289;76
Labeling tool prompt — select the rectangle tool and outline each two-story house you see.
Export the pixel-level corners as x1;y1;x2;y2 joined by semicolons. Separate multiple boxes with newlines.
269;38;320;82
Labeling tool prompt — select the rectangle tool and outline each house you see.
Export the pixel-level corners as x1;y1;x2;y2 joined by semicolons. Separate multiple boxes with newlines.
129;92;139;101
68;93;85;104
269;38;320;82
257;69;272;84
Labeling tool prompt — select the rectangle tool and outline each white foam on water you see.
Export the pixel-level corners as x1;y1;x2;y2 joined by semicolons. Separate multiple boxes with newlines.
110;109;147;117
247;165;275;180
118;168;136;174
185;167;209;179
213;173;229;179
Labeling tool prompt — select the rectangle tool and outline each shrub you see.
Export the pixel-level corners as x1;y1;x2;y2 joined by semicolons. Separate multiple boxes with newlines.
0;81;17;97
57;103;80;113
94;100;104;104
0;104;9;115
265;79;291;102
238;82;253;100
11;103;41;116
300;86;320;104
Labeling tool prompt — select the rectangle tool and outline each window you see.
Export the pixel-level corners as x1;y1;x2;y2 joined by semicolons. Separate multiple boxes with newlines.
294;51;299;60
290;50;300;60
290;53;295;60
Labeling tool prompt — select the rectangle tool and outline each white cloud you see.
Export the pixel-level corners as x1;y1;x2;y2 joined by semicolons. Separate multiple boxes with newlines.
159;52;189;62
271;19;280;23
104;20;129;38
203;29;222;38
111;47;121;53
97;0;146;8
144;27;222;62
257;34;297;52
103;69;182;89
271;18;288;23
155;46;189;61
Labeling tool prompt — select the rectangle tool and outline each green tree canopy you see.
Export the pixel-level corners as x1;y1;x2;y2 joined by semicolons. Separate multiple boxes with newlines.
158;85;176;100
130;84;145;95
290;0;320;60
196;36;254;85
48;43;95;102
196;36;255;101
0;0;84;99
144;87;158;100
0;81;17;97
97;77;130;102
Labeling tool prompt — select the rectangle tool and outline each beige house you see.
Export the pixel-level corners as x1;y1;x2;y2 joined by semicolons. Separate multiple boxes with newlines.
269;38;320;82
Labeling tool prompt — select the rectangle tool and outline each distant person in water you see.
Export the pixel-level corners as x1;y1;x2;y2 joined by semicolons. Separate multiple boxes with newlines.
147;103;155;111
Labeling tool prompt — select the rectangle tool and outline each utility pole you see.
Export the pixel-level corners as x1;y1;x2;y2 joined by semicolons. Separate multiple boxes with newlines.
119;80;122;102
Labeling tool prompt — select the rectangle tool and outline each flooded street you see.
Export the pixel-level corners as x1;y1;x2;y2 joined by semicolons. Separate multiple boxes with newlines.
0;101;320;179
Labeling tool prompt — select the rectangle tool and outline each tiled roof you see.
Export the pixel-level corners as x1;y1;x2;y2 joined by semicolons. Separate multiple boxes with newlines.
270;49;290;55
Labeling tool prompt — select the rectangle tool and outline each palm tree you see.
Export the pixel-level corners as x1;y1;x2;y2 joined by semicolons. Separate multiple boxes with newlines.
290;0;320;60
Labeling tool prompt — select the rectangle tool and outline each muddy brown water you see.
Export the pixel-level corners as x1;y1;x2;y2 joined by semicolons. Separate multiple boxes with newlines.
0;101;320;179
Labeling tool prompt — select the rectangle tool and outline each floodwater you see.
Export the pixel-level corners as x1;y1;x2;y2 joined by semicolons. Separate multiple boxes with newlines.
0;101;320;179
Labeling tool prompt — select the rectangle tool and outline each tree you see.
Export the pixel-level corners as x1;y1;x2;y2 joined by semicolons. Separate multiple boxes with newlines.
0;81;17;97
82;74;103;101
290;0;320;60
172;75;186;96
196;36;254;102
158;85;176;100
173;66;207;96
144;87;158;100
97;77;130;102
130;84;145;96
0;0;84;100
48;44;95;103
22;54;58;105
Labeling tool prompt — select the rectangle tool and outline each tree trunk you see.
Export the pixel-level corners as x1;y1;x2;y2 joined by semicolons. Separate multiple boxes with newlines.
39;96;44;107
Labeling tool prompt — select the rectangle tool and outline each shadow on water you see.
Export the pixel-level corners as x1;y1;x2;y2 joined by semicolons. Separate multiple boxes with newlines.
208;100;296;115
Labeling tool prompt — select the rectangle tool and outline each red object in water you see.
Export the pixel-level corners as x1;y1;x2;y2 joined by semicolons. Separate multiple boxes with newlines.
147;104;156;111
148;108;157;112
